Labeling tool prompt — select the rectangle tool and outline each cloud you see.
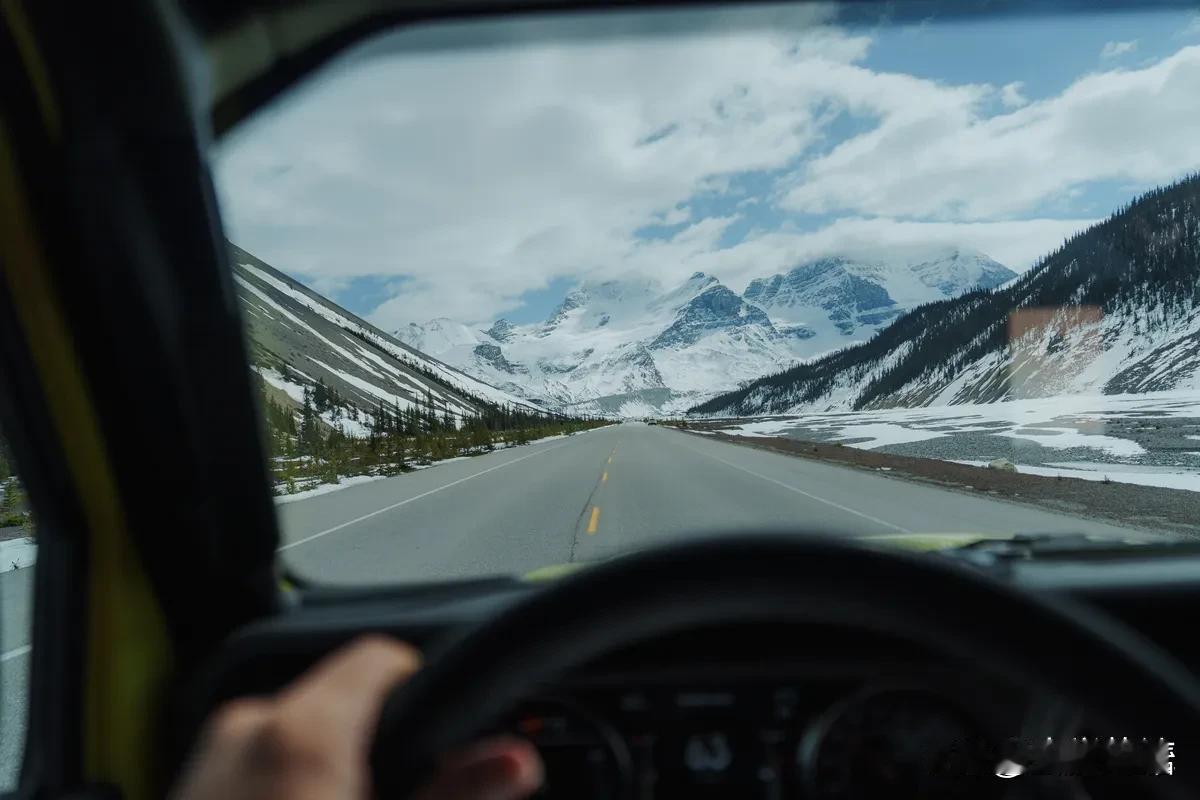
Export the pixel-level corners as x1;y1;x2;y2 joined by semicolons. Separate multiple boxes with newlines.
1000;81;1027;109
615;216;1096;297
781;45;1200;221
1100;40;1138;59
215;11;873;326
215;12;1200;330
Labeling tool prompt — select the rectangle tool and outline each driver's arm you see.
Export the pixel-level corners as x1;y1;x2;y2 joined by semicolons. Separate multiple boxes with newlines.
171;636;544;800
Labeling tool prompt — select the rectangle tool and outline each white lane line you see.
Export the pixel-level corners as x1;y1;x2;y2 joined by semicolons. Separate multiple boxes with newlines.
1;644;31;663
278;440;574;552
685;441;912;534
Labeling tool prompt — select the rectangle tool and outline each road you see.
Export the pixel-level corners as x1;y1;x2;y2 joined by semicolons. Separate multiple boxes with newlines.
277;422;1163;582
1;563;32;790
0;422;1174;786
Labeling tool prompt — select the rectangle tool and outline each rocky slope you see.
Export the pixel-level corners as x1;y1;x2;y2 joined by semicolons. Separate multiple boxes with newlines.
232;245;537;435
693;174;1200;417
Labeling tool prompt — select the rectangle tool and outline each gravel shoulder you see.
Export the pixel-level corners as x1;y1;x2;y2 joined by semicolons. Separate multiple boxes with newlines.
681;427;1200;538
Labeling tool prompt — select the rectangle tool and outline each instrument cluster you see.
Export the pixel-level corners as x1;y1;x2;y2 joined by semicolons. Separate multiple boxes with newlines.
506;676;1007;799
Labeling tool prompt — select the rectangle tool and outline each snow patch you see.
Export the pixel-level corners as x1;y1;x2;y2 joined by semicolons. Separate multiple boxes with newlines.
0;536;36;573
950;459;1200;492
996;427;1146;457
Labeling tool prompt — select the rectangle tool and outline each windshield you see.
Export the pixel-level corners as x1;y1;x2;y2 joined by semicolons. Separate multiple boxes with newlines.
212;2;1200;585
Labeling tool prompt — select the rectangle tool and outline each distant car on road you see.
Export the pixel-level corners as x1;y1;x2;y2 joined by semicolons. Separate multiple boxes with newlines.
647;419;657;425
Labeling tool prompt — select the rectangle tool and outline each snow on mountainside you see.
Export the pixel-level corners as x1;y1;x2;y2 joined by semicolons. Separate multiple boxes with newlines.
398;249;1013;415
743;247;1015;337
231;245;539;429
400;273;792;415
693;174;1200;417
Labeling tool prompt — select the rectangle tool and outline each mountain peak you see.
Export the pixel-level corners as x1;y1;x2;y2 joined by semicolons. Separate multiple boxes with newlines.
485;318;517;342
743;246;1014;331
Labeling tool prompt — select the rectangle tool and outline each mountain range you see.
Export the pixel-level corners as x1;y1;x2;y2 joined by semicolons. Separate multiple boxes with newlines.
399;247;1015;416
229;173;1200;426
694;174;1200;417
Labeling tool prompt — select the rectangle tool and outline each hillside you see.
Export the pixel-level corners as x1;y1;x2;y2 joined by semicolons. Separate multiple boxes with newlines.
231;246;605;494
233;245;540;428
693;174;1200;417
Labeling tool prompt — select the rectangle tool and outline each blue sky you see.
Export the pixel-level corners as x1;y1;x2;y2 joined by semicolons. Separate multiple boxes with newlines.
216;4;1200;328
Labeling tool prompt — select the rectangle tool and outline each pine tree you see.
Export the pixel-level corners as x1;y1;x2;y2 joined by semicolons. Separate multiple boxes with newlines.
313;378;330;413
393;431;407;473
299;387;320;455
424;390;438;433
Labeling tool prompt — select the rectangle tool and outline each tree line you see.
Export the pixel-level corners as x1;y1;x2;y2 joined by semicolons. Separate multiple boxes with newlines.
0;436;30;530
257;375;609;495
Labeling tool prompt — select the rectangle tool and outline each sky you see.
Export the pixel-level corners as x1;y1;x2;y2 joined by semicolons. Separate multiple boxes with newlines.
214;3;1200;329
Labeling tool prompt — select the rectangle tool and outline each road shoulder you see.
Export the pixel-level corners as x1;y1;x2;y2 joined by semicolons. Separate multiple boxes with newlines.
675;428;1200;539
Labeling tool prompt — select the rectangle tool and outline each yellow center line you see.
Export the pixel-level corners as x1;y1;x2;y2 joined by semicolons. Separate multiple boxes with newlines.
607;455;613;464
601;471;608;483
587;506;601;535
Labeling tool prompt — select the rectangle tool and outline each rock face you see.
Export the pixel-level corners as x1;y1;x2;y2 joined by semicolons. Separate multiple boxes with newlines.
484;319;517;343
694;175;1200;418
398;248;1011;415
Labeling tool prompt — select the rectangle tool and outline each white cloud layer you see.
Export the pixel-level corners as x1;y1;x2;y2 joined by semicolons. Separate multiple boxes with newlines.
781;45;1200;222
214;12;1200;329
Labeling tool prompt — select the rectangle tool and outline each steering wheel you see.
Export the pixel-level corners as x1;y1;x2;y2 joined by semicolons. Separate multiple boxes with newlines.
370;534;1200;796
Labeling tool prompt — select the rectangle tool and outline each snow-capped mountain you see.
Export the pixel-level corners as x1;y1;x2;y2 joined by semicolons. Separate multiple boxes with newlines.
400;273;800;415
398;248;1013;416
693;174;1200;417
743;247;1015;337
232;245;540;436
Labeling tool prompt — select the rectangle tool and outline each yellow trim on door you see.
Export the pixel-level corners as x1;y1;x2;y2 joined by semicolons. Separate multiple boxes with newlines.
0;119;171;800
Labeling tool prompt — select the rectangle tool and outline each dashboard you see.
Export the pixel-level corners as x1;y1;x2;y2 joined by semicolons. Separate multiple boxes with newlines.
494;626;1023;799
180;549;1200;799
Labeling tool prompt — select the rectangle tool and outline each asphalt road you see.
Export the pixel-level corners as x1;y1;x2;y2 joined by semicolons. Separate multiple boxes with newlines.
0;421;1175;787
1;564;32;791
278;422;1162;583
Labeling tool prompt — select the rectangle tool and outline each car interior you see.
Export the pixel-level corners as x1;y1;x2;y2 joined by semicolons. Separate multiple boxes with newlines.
1;1;1199;799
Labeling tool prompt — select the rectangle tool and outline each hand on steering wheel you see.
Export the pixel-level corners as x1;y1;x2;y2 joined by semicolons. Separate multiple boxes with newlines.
171;637;543;800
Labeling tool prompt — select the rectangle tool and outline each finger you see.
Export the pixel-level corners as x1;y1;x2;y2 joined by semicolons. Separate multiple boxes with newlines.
414;736;544;800
278;636;422;746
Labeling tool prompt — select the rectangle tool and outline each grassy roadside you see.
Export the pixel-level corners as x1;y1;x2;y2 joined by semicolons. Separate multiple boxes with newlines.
670;425;1200;538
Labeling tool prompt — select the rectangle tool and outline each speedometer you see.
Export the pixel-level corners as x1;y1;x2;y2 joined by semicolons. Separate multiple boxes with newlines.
798;689;1001;800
